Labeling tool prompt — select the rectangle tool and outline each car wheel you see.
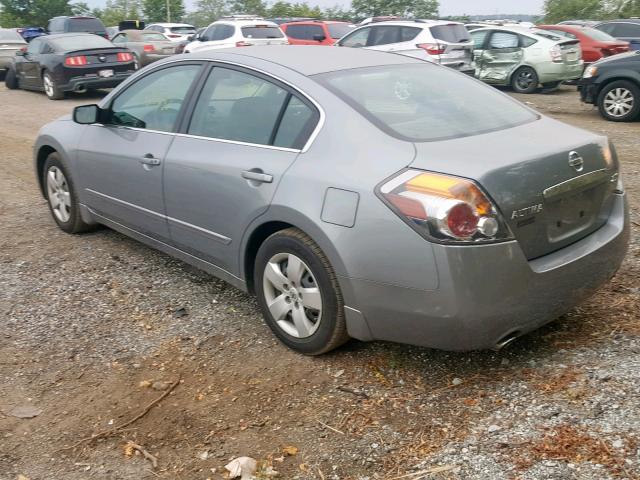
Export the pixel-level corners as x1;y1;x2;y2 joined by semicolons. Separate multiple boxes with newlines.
597;80;640;122
43;153;93;234
5;67;18;89
254;228;350;355
43;71;64;100
511;66;539;94
133;53;140;70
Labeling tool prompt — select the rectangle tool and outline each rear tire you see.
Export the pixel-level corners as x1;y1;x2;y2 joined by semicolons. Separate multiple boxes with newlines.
43;153;93;234
43;71;64;100
597;80;640;122
254;228;350;355
511;66;539;94
5;67;18;89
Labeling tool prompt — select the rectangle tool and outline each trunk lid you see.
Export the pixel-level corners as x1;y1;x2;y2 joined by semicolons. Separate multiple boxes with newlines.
558;39;582;65
65;47;130;65
410;117;618;259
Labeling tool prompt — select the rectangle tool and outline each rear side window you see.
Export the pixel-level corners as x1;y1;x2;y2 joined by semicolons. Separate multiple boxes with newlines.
317;64;537;142
285;24;324;40
338;27;370;47
470;30;489;48
241;26;283;39
68;18;106;33
188;67;317;148
520;35;537;47
211;24;235;40
110;65;201;132
430;24;470;43
611;23;640;37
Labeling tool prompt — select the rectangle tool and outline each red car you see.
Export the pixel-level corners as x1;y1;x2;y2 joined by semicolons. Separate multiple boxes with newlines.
538;24;629;64
280;20;356;46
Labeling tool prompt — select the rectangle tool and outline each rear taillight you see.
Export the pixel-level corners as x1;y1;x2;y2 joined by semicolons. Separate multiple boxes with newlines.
167;34;181;38
143;44;155;52
236;41;253;47
550;45;563;63
417;43;446;55
117;52;133;62
64;55;87;66
378;170;512;243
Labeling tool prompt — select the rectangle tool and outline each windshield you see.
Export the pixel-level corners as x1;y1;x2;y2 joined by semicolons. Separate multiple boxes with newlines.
582;27;616;41
170;26;195;33
141;32;167;41
316;64;537;142
241;26;284;38
50;35;114;51
0;29;24;42
429;24;471;43
68;18;106;33
328;23;356;39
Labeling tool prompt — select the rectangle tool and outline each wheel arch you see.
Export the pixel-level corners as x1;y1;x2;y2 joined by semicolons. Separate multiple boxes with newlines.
35;145;58;197
507;63;537;85
594;72;640;99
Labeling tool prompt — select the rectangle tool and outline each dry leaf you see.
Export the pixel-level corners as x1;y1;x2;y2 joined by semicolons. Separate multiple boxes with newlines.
123;442;135;457
282;445;298;456
139;380;152;388
225;456;257;480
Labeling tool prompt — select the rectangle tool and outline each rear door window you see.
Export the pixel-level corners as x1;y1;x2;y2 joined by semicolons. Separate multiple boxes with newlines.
470;29;490;48
211;24;234;40
273;96;317;149
430;24;470;43
338;27;370;47
68;18;105;33
327;23;356;39
489;31;519;49
368;26;401;46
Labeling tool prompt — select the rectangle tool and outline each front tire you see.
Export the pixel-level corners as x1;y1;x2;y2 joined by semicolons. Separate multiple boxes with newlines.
5;67;18;89
511;66;539;94
254;228;350;355
597;80;640;122
43;71;64;100
43;153;93;234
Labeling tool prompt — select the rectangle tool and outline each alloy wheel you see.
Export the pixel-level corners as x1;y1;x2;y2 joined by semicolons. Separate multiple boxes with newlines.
604;88;634;118
46;166;71;222
43;74;54;98
516;70;535;90
262;252;322;338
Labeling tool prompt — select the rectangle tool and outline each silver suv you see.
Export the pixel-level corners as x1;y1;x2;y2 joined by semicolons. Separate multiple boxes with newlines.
336;19;475;75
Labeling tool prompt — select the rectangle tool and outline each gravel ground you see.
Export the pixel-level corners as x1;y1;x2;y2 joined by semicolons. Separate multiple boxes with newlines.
0;84;638;480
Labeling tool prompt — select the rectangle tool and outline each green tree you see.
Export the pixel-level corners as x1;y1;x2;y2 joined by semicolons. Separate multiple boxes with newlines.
543;0;604;23
142;0;185;22
99;0;142;25
228;0;266;15
321;5;354;21
183;0;226;26
351;0;438;20
0;0;73;26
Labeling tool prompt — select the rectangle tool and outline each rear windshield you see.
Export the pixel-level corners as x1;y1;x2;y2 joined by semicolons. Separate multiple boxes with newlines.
0;29;24;41
328;23;356;39
50;35;114;51
429;24;470;43
170;26;195;33
241;26;284;38
316;64;537;142
68;18;106;33
142;32;167;41
581;27;616;41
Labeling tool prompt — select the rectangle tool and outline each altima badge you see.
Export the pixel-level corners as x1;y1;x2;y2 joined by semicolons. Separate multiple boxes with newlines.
568;151;584;172
511;204;543;220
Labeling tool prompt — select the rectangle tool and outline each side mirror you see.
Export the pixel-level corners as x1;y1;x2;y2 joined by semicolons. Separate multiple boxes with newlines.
73;104;101;124
313;34;326;42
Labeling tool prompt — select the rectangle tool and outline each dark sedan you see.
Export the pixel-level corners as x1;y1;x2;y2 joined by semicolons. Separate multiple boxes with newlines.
4;33;135;99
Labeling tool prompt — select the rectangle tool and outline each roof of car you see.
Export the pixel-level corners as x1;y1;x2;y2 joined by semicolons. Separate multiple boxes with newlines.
44;32;103;39
357;19;462;28
183;44;420;75
282;20;351;25
213;19;279;27
597;19;640;24
148;23;194;27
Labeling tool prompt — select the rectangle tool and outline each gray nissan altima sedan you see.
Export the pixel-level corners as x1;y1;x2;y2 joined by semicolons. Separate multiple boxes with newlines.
33;46;629;355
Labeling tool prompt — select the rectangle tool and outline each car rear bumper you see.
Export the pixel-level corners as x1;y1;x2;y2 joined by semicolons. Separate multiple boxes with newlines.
580;79;598;104
341;192;629;351
60;72;133;92
537;61;584;83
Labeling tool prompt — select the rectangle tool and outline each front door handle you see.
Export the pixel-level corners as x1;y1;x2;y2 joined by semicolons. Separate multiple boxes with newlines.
139;154;161;166
241;170;273;184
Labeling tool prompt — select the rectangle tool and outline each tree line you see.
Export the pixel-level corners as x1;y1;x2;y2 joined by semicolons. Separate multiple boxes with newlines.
0;0;440;28
544;0;640;23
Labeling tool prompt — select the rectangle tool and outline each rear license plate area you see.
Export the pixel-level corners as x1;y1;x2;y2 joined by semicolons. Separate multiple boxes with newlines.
98;69;114;78
546;186;604;241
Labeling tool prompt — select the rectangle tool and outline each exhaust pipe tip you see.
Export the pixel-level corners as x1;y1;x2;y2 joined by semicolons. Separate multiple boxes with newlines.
493;331;521;351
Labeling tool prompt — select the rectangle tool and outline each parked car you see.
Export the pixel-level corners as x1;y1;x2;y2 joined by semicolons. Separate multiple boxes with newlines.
595;20;640;50
4;33;135;99
145;23;196;42
558;20;599;27
580;50;640;121
466;21;531;31
16;26;47;42
336;20;475;75
175;27;205;54
281;20;356;45
47;16;108;38
33;46;628;354
183;16;288;53
470;27;584;93
538;24;629;64
106;26;119;40
111;29;176;68
0;29;27;76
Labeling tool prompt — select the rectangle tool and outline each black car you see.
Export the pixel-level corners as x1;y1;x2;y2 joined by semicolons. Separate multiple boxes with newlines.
580;50;640;121
595;19;640;51
47;16;108;38
4;33;135;100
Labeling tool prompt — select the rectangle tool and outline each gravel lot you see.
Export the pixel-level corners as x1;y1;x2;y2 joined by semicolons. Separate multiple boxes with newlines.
0;83;639;480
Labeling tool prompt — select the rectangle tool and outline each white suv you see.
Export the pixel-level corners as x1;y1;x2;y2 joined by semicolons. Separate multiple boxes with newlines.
145;23;196;42
336;19;475;75
184;16;288;53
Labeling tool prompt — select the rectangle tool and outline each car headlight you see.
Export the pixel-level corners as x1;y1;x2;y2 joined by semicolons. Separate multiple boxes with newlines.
583;65;598;78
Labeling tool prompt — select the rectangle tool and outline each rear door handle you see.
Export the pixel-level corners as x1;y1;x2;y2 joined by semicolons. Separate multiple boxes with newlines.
241;170;273;183
139;154;161;166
